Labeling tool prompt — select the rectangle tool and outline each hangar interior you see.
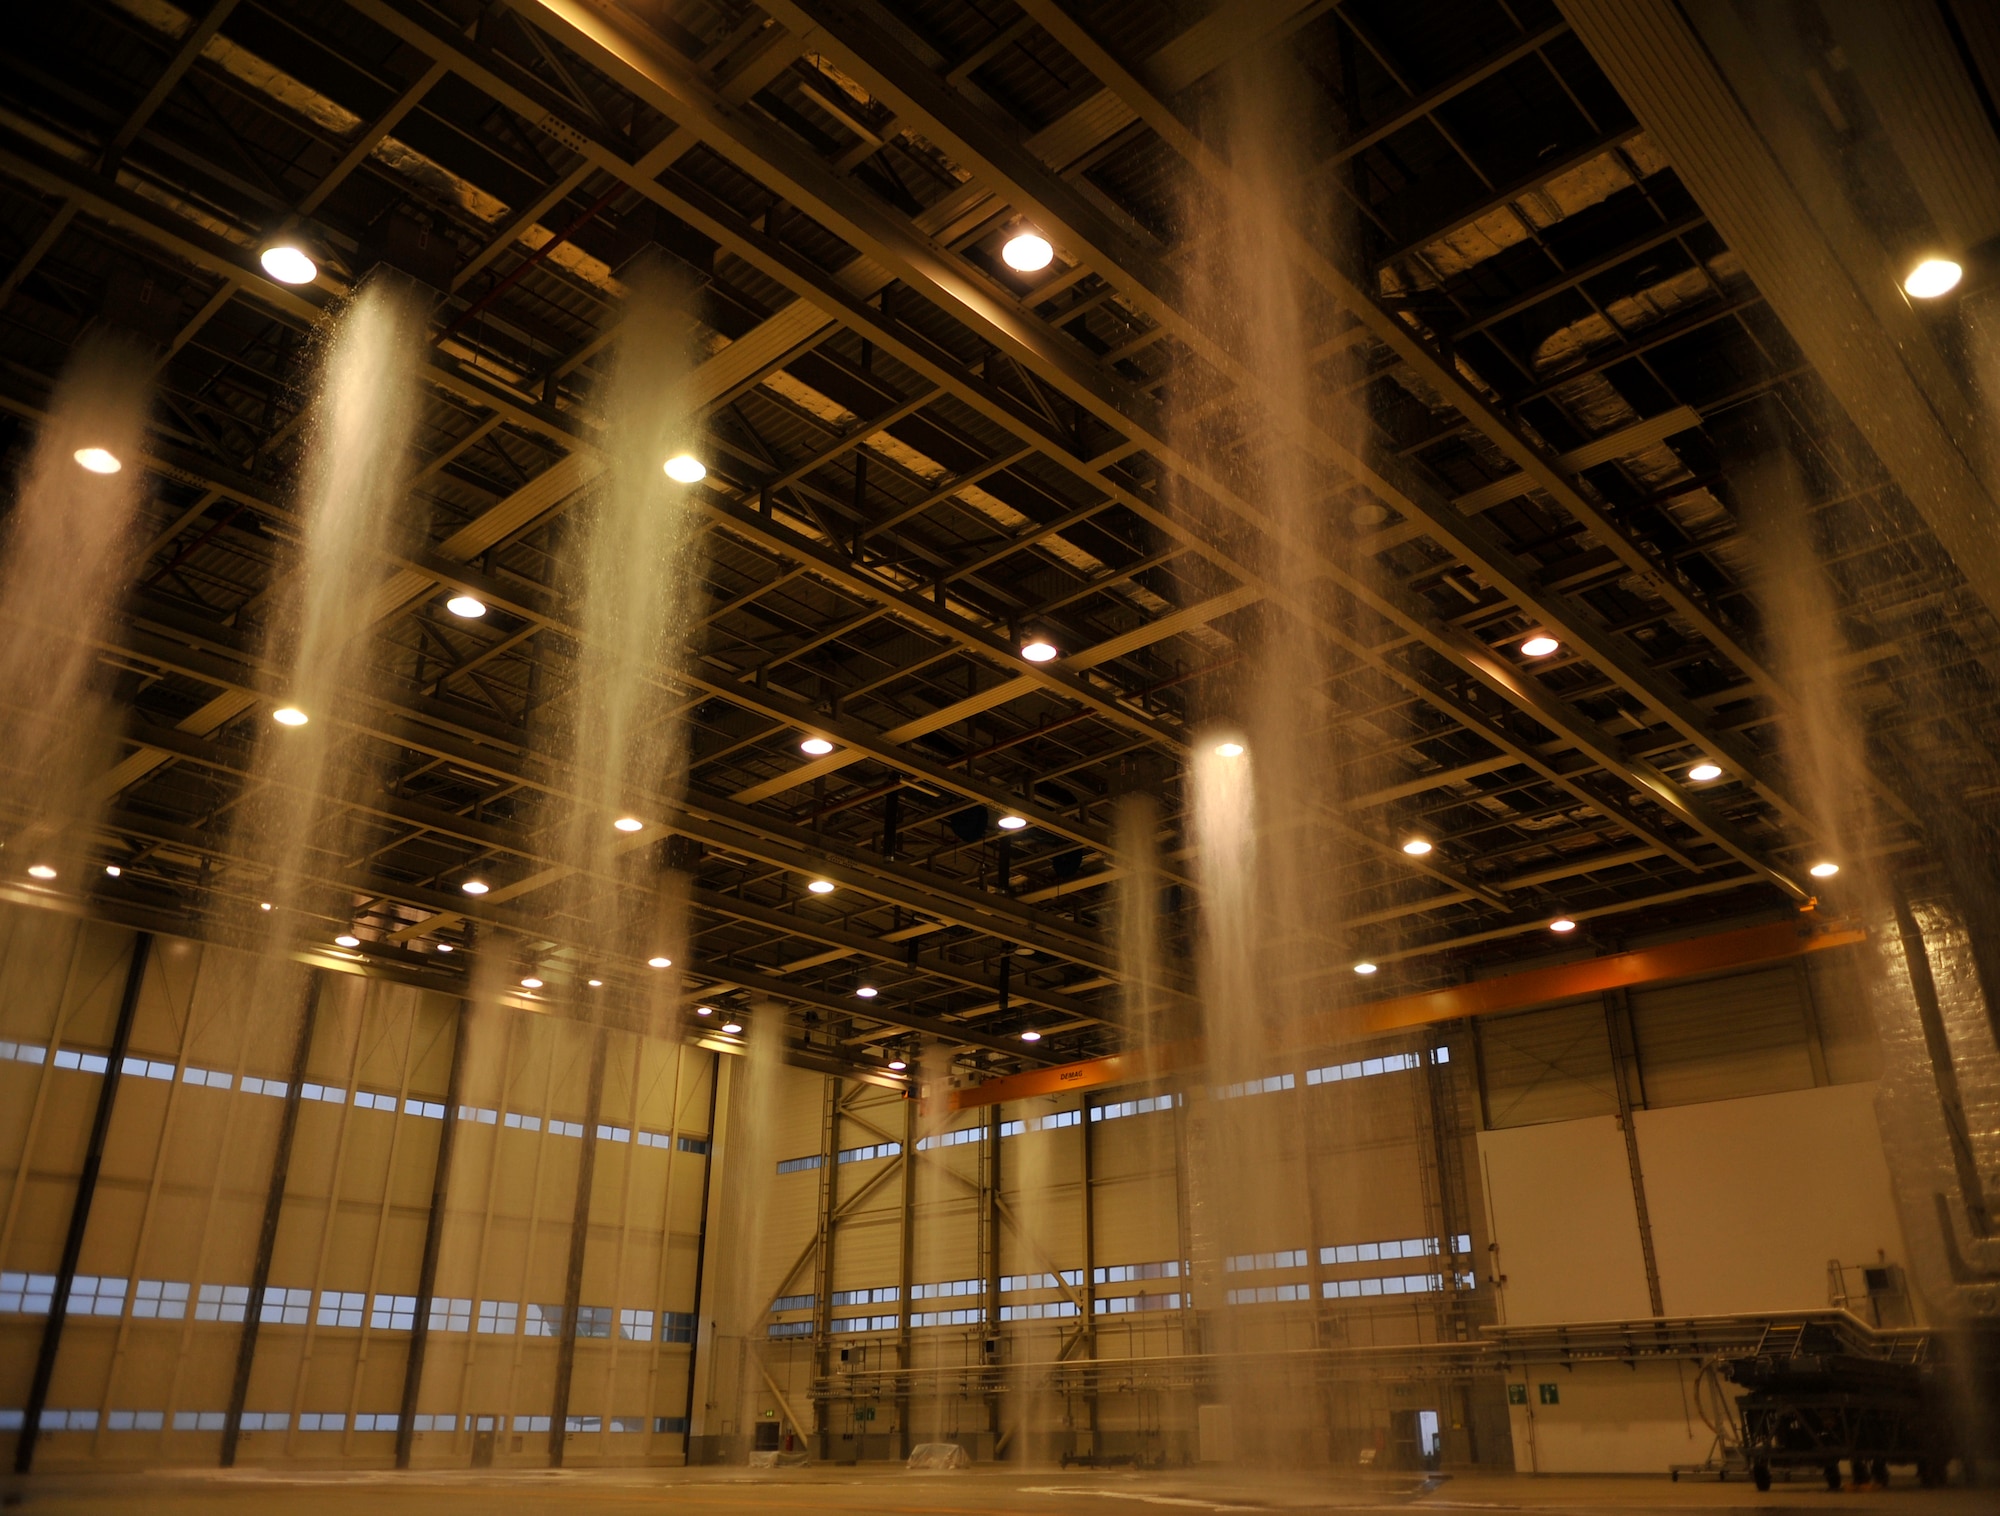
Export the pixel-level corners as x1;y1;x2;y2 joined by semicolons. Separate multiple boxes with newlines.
0;0;1998;1505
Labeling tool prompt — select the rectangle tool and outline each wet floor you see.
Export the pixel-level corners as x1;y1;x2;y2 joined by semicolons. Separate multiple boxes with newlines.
0;1465;1988;1516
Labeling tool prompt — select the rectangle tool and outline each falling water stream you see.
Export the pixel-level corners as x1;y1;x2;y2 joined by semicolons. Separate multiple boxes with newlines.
0;336;152;890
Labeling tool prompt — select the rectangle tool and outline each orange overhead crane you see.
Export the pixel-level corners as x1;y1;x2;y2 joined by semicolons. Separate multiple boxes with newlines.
946;912;1866;1113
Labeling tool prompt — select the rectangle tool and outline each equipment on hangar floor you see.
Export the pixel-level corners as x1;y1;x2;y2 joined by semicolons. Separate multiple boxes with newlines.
1723;1319;1951;1490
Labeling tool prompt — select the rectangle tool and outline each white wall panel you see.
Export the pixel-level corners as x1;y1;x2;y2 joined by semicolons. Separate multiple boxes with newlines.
1636;1082;1908;1316
1476;1116;1652;1325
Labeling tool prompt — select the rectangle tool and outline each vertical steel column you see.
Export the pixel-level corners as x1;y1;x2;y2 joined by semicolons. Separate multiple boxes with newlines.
809;1077;841;1459
1077;1093;1099;1455
14;931;152;1475
684;1050;728;1460
1891;891;1995;1233
894;1088;916;1459
547;1025;610;1466
1603;988;1665;1316
220;968;324;1468
980;1102;1001;1452
393;998;469;1468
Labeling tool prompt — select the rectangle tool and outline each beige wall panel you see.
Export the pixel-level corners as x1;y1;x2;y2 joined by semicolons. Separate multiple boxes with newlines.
830;1205;900;1294
1477;1115;1652;1325
0;905;83;1041
1630;966;1816;1106
1478;998;1618;1128
1636;1082;1907;1316
1807;950;1883;1086
1504;1358;1712;1473
1310;1138;1428;1250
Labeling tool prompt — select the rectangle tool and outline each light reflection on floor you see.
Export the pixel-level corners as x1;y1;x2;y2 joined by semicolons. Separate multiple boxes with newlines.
1;1465;1989;1516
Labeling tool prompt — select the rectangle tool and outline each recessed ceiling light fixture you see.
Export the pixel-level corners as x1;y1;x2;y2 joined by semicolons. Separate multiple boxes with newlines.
807;879;836;895
664;453;707;484
613;816;644;833
1214;741;1245;758
335;933;360;948
1020;637;1060;664
997;814;1027;830
1353;961;1378;975
1019;1029;1042;1042
1687;762;1723;783
648;955;672;969
461;879;489;896
1001;231;1054;272
1809;861;1840;879
27;864;56;880
73;447;122;475
800;736;835;756
856;985;878;999
445;594;487;619
1401;839;1433;857
721;1021;743;1035
1549;916;1578;933
260;239;319;285
1904;257;1963;299
1521;634;1560;658
272;706;308;727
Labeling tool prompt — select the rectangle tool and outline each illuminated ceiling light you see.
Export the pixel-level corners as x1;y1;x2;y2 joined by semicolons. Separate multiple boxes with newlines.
1809;861;1841;879
856;985;878;999
27;864;56;880
1001;231;1054;272
259;240;318;285
1687;762;1723;783
721;1021;743;1034
1019;1029;1042;1042
520;976;543;989
587;978;602;988
1214;742;1245;758
807;879;836;895
1401;839;1433;857
104;865;121;877
445;594;487;619
1521;634;1560;658
461;879;489;896
613;816;644;833
695;1006;714;1016
260;901;273;911
272;706;308;727
435;943;453;952
1019;638;1060;664
1353;961;1378;975
73;447;122;475
648;955;672;969
800;736;835;756
663;453;707;484
1549;916;1578;934
334;933;361;948
887;1059;907;1071
997;814;1027;830
1904;257;1962;299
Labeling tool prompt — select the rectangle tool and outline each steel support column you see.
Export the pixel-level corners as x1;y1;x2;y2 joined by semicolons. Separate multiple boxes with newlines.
810;1076;841;1459
1604;988;1665;1316
14;931;152;1474
393;996;471;1468
548;1024;611;1465
220;968;324;1468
